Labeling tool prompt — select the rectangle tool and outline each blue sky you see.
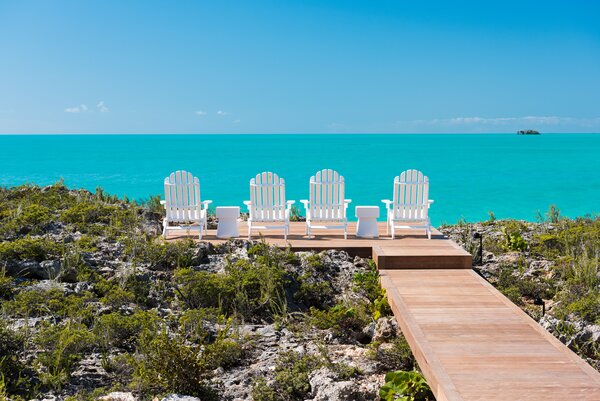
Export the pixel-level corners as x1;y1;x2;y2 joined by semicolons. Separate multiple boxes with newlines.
0;0;599;134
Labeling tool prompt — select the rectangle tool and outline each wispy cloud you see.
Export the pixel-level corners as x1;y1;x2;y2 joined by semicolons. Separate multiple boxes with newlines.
96;101;109;113
65;104;88;113
216;110;229;116
194;110;207;116
394;116;600;132
232;119;241;124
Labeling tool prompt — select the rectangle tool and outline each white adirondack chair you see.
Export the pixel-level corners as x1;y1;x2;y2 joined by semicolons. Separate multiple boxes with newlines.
161;170;212;240
300;169;352;239
244;172;295;240
382;169;434;239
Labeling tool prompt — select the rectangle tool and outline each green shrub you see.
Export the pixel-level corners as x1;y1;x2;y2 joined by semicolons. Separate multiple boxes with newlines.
0;270;13;300
174;253;287;321
125;237;201;270
100;286;135;308
368;336;415;371
546;204;561;224
60;202;117;226
501;227;527;252
563;292;600;323
76;235;100;252
295;271;334;309
353;262;392;319
379;370;433;401
0;325;36;398
179;308;221;343
252;377;278;401
93;311;158;351
272;351;323;400
34;322;95;391
309;302;372;342
131;330;217;400
145;195;165;217
201;320;245;370
3;288;94;323
0;236;64;262
15;204;52;229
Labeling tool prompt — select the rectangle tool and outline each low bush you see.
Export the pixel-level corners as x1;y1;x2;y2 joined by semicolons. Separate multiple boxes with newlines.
379;370;433;401
34;322;96;391
368;335;415;371
272;351;323;400
0;324;37;398
174;252;288;321
309;302;372;343
0;236;64;262
93;311;158;351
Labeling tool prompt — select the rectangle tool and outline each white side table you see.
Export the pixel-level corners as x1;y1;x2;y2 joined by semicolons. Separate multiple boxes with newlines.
216;206;240;239
355;206;380;238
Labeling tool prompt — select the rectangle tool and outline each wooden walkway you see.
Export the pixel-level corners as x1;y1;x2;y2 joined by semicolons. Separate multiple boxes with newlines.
171;221;600;400
381;269;600;401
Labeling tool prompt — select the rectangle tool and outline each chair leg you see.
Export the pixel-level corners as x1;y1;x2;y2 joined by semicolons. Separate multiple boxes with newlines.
344;222;347;240
386;216;389;235
198;227;203;241
162;219;168;238
248;222;252;240
391;225;395;240
427;226;431;240
284;225;288;241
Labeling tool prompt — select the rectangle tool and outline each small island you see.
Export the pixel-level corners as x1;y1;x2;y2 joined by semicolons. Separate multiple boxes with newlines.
517;129;541;135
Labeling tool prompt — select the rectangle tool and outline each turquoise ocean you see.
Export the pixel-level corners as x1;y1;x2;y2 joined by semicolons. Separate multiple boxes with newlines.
0;134;599;226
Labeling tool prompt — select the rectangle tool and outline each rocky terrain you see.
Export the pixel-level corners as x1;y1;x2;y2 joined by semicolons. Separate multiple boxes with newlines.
0;184;429;401
2;184;598;401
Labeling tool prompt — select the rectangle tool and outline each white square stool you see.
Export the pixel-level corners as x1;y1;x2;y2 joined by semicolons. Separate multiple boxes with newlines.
355;206;380;238
216;206;240;239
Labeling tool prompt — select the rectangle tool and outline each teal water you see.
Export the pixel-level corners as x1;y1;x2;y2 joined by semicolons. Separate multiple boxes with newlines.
0;134;599;225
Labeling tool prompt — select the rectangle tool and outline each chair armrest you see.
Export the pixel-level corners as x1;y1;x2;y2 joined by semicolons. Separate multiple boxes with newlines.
160;200;166;205
344;199;352;203
286;200;296;205
382;199;392;205
243;201;252;206
300;200;309;206
428;200;434;208
201;200;212;209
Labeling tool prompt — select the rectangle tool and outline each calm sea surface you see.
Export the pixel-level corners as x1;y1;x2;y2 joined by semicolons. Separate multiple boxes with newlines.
1;134;599;225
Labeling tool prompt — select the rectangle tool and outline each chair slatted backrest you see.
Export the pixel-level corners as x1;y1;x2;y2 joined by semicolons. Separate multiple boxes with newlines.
164;170;201;223
392;169;430;221
308;169;346;220
249;172;286;221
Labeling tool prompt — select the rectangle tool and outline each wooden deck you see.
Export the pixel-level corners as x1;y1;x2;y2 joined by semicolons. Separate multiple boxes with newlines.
380;269;600;401
167;221;472;269
169;220;600;400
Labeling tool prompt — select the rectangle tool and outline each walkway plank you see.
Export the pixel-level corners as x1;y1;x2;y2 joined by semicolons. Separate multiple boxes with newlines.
380;269;600;401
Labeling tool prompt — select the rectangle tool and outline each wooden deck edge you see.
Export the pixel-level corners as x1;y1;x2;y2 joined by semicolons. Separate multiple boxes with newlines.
380;274;464;401
469;270;600;385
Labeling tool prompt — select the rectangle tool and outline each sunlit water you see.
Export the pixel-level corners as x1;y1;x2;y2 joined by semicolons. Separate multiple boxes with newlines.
1;134;599;225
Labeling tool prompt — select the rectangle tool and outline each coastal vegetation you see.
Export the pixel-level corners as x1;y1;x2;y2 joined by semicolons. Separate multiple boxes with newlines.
1;183;599;400
0;183;421;401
